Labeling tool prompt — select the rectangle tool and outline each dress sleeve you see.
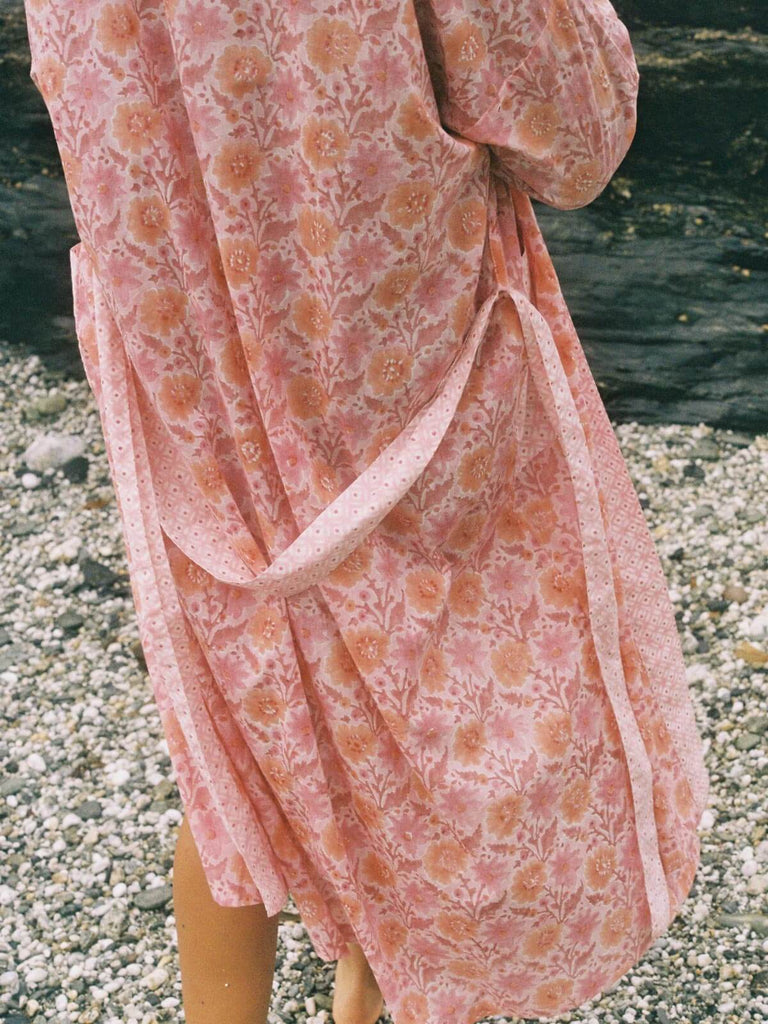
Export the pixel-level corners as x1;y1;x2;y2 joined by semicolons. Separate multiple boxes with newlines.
413;0;640;210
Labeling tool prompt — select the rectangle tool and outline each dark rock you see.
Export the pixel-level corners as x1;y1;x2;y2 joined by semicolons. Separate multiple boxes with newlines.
61;455;89;483
74;799;102;820
55;609;84;633
77;556;122;591
683;462;707;480
133;884;173;911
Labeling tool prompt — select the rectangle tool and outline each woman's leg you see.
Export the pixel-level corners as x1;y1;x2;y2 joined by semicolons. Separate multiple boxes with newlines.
172;814;279;1024
332;940;385;1024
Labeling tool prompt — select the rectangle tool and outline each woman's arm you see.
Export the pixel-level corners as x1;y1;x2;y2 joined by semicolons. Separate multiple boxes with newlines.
414;0;640;210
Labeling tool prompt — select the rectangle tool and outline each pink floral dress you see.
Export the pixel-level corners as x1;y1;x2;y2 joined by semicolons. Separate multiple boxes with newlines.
23;0;709;1019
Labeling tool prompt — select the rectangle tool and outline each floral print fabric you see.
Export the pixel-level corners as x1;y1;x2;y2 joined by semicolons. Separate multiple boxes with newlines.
23;0;709;1019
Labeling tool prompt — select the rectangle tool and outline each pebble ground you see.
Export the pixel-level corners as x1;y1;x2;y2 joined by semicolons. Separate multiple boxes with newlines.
1;345;767;1024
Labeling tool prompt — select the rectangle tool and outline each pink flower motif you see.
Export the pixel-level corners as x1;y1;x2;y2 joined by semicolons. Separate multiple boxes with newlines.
176;1;229;56
347;142;403;200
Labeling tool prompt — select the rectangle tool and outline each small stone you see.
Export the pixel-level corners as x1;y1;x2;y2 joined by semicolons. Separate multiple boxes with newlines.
143;966;169;991
134;884;173;910
23;431;86;471
55;609;85;634
62;455;90;483
26;753;46;773
734;641;768;667
21;471;41;489
683;462;706;480
736;732;762;751
747;874;768;895
717;912;768;937
723;583;749;603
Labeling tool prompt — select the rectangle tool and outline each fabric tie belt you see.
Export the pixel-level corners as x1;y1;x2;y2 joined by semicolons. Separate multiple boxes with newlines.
107;182;672;942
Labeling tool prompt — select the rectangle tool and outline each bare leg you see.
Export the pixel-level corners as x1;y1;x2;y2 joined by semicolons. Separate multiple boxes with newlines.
332;940;385;1024
172;814;279;1024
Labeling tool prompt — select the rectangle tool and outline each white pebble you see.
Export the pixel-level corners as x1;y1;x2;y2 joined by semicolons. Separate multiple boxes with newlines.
26;752;46;773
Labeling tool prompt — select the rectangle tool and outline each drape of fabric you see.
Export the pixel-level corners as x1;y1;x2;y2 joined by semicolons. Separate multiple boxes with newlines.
23;0;709;1019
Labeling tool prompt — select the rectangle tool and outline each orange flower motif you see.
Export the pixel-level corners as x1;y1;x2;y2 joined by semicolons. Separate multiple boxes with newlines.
346;625;389;673
321;820;347;861
127;195;170;246
297;205;339;256
555;158;605;210
524;498;558;546
381;501;419;537
217;336;249;388
311;458;338;501
191;454;227;502
533;976;575;1016
674;776;695;818
337;722;377;763
435;911;479;941
385;179;436;229
420;644;448;693
423;837;468;885
405;568;445;614
215;44;272;98
378;915;408;958
364;424;401;463
496;502;527;544
326;637;360;687
292;291;333;340
156;372;202;421
327;541;373;587
510;859;546;902
212;138;263;193
219;236;260;288
458;444;493;492
397;991;429;1024
112;101;163;154
599;907;632;947
366;345;413;396
242;686;288;725
450;958;486;981
398;92;434;141
444;510;485;551
534;710;572;757
302;115;349;169
138;285;186;335
561;776;590;822
262;758;292;794
373;265;419;309
360;850;395;887
522;920;562;958
235;424;268;469
539;561;587;612
486;791;524;838
453;719;486;765
285;373;329;419
168;548;209;595
585;844;617;889
306;16;361;73
246;603;286;650
444;20;488;72
447;570;484;617
446;198;487;251
491;639;531;688
32;54;66;101
517;101;561;155
651;714;673;756
97;2;140;55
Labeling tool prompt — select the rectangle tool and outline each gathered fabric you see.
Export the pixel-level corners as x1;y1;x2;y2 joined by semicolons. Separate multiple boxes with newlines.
24;0;709;1019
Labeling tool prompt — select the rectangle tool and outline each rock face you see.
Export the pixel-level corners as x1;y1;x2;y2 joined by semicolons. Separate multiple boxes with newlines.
2;1;767;429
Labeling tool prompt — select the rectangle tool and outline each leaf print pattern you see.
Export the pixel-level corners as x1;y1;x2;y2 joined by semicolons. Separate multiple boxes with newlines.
22;0;709;1020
